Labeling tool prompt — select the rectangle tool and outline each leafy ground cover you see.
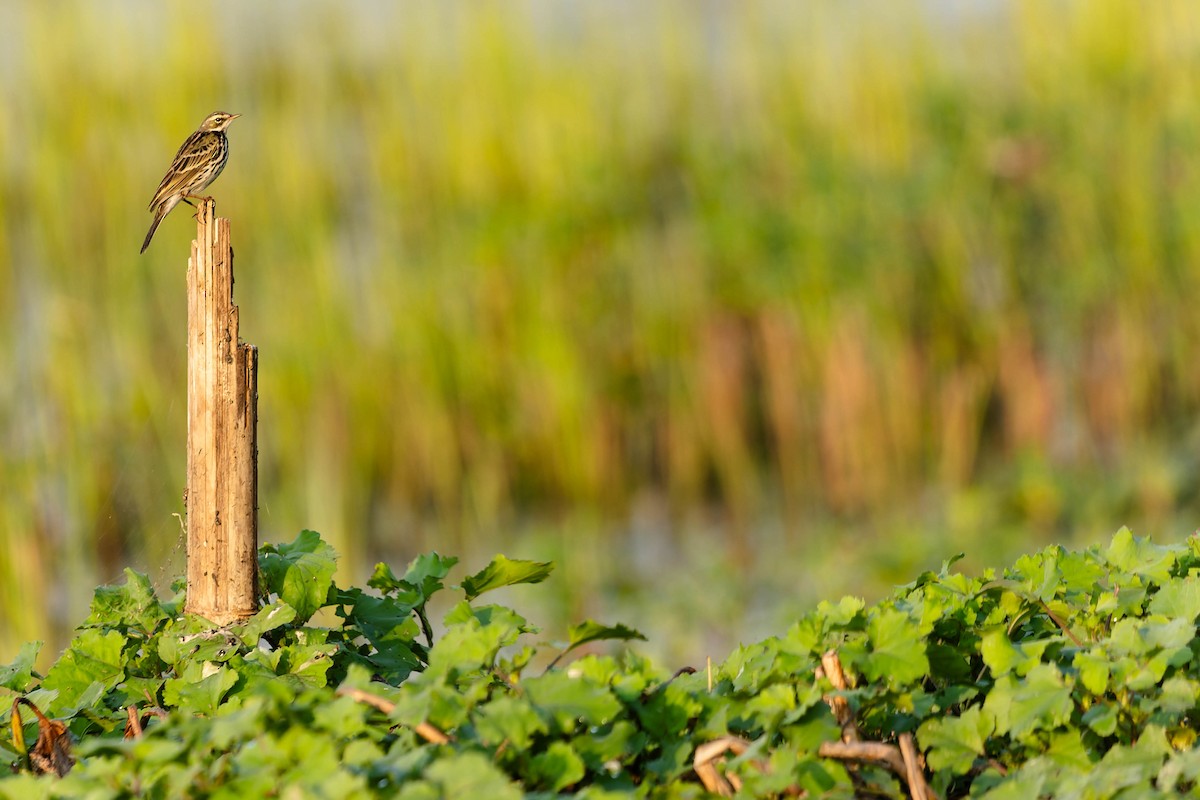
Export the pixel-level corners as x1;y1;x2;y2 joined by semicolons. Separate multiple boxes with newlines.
3;527;1200;798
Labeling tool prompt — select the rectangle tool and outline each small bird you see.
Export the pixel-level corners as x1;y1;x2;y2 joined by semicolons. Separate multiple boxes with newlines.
141;111;241;254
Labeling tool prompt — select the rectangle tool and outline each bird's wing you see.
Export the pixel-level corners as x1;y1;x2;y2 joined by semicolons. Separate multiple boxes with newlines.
146;131;221;210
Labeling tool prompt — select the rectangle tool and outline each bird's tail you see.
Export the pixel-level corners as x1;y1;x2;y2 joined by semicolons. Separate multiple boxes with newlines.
140;207;166;254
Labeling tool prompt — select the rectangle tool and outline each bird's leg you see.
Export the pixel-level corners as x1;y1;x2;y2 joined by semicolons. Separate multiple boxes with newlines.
182;194;215;219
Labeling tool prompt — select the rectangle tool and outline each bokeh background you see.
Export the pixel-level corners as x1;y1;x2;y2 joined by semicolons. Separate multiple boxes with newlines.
4;0;1200;667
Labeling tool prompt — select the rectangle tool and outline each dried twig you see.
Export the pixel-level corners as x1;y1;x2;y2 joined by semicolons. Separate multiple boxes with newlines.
818;740;907;777
820;649;859;742
335;686;450;744
694;736;754;796
815;650;936;800
899;733;933;800
123;705;168;739
1039;600;1083;646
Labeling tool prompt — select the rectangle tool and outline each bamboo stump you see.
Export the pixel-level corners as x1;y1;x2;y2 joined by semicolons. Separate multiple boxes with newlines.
185;199;258;624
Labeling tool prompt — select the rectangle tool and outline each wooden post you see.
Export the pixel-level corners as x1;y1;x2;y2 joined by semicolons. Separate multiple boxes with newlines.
185;199;258;624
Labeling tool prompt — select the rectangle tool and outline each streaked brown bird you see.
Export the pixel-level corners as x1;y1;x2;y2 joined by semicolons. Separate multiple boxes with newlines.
140;111;241;254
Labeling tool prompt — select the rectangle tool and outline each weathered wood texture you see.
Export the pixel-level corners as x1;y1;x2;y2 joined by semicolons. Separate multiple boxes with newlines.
185;199;258;624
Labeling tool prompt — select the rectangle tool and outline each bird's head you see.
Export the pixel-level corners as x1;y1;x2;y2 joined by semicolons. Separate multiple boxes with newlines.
199;112;242;131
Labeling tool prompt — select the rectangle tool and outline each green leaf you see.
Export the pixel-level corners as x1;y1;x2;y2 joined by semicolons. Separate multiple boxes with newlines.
980;628;1023;676
1159;747;1200;793
338;588;420;637
164;663;238;717
528;741;586;792
443;601;532;646
234;600;297;645
460;555;554;600
312;695;369;739
279;640;337;687
1044;728;1091;769
815;596;864;628
1143;617;1194;651
1073;649;1110;695
523;670;622;731
425;615;508;677
566;620;647;652
474;696;548;749
369;552;458;605
1106;527;1175;583
84;568;168;633
985;665;1073;739
918;707;993;775
1148;575;1200;620
1057;551;1107;596
1156;676;1198;715
421;752;522;800
0;641;41;692
40;629;126;713
259;530;338;623
573;720;645;770
863;608;929;687
742;683;798;732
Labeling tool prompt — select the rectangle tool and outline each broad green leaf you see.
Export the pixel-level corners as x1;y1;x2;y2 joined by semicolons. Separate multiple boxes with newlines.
863;608;929;686
927;642;972;682
725;639;783;693
637;678;706;742
234;600;297;645
1044;729;1090;769
1147;575;1200;620
1109;618;1154;656
985;665;1073;739
741;683;797;732
164;664;238;716
460;555;553;600
528;741;586;792
312;695;369;739
40;629;126;713
369;552;458;605
1057;551;1107;596
1156;676;1198;715
279;640;337;686
259;530;338;623
1159;747;1200;793
980;628;1022;676
338;589;420;640
0;774;52;800
1073;649;1110;695
565;620;647;652
0;641;41;692
918;706;993;774
425;616;508;677
1106;528;1175;583
443;601;532;647
1143;617;1194;650
573;720;645;769
474;696;548;749
783;615;824;655
84;569;167;633
421;752;522;800
815;596;864;628
523;670;622;731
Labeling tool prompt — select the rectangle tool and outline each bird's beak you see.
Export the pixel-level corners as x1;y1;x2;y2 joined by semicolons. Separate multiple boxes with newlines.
229;114;242;121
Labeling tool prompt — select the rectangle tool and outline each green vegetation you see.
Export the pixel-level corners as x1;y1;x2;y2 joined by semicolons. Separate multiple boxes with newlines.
5;528;1200;797
5;3;1200;663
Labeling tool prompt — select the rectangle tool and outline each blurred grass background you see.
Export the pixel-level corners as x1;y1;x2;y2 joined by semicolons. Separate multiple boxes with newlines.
4;0;1200;666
